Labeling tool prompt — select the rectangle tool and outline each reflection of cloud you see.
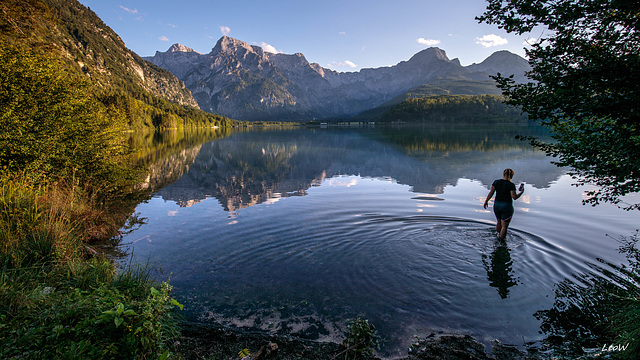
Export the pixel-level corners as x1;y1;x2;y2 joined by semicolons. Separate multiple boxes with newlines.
417;203;435;208
168;210;178;216
475;209;492;214
325;177;359;187
228;220;238;225
263;196;282;205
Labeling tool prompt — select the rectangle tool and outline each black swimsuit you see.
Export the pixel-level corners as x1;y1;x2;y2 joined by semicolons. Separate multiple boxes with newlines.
492;179;516;221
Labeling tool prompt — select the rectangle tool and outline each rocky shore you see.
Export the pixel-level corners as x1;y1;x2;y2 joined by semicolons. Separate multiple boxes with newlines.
175;322;550;360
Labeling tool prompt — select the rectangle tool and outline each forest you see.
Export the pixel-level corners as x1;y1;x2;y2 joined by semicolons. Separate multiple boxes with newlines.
380;94;527;123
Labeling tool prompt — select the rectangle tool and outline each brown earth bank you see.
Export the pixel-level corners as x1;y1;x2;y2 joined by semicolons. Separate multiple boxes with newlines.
175;322;550;360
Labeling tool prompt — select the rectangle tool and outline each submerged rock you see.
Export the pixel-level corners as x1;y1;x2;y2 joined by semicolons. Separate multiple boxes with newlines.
407;334;492;360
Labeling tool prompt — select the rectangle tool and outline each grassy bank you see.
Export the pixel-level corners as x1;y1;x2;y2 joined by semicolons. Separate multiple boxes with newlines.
0;178;184;360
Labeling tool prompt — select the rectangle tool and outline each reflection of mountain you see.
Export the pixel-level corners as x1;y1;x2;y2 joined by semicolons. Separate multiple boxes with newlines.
131;128;231;191
155;127;565;210
139;145;203;191
160;140;324;209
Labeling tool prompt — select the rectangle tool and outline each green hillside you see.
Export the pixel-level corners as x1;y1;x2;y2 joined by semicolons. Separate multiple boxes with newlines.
0;0;234;130
352;76;504;121
380;94;528;123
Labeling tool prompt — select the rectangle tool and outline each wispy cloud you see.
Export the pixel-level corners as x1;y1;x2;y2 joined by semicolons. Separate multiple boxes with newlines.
168;23;177;28
220;26;231;36
328;60;358;69
338;31;346;35
158;36;170;41
119;5;138;14
417;38;441;46
476;34;508;47
260;42;281;54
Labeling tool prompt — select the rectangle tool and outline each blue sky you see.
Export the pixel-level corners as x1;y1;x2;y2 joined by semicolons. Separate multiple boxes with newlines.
78;0;541;71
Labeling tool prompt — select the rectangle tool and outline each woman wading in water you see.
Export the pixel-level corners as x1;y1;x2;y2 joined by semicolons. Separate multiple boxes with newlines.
484;168;524;240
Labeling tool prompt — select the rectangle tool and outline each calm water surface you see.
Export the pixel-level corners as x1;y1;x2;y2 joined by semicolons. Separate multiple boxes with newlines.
122;125;639;357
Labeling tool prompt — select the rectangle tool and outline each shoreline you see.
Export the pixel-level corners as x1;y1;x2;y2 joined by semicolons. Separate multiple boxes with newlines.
174;320;549;360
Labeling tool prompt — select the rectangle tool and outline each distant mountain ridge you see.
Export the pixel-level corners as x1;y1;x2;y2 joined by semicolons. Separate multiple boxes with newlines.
145;36;531;121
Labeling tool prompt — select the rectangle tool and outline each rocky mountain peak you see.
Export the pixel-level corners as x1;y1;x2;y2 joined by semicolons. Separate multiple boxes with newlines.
473;50;529;67
407;47;451;65
167;43;200;54
211;36;255;55
466;50;531;82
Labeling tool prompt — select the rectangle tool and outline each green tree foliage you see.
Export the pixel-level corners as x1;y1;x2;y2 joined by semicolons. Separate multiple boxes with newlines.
0;42;128;186
477;0;640;210
380;94;526;123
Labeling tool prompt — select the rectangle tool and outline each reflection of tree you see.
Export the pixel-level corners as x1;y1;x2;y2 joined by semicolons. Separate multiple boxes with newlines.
482;240;518;299
129;128;232;191
377;123;550;154
534;232;640;359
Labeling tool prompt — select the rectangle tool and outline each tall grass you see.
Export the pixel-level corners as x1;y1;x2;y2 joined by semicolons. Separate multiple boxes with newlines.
0;176;182;359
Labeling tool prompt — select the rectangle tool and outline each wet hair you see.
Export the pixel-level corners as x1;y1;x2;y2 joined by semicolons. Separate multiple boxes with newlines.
503;168;514;180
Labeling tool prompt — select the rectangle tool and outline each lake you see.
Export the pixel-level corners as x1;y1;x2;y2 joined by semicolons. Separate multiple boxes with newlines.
121;124;639;358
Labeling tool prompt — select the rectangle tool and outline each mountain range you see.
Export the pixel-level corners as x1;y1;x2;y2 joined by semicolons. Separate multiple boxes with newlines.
145;36;531;121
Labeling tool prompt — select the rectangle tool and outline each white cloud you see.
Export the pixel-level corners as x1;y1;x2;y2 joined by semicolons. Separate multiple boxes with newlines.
158;36;169;41
417;38;441;46
523;37;539;47
328;60;358;69
475;34;508;48
168;23;177;28
260;42;281;54
220;26;231;36
119;5;138;14
338;31;346;35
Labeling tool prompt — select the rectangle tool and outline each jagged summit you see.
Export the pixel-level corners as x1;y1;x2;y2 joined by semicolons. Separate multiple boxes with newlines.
211;36;256;55
167;43;200;54
408;47;451;64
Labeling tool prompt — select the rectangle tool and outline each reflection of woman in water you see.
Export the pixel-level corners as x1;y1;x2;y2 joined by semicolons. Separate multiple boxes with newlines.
484;168;524;240
483;241;518;299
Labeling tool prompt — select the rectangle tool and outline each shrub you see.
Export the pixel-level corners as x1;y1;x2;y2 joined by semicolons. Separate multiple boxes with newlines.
342;317;380;359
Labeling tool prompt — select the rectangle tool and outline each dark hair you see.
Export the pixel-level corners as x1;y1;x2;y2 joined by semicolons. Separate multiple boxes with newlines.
503;168;514;180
